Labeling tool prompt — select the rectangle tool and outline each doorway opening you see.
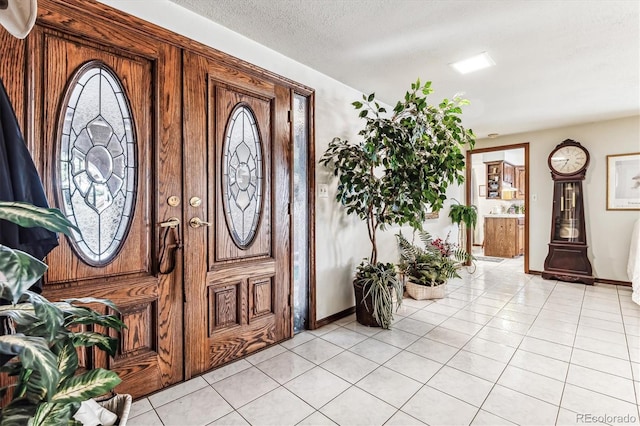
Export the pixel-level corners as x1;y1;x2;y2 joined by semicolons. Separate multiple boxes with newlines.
466;143;530;273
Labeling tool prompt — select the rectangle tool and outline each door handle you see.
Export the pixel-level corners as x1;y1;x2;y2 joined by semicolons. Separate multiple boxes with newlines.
159;217;180;228
189;217;212;228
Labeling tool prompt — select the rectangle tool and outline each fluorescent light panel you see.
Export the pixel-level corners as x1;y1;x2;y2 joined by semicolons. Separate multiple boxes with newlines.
451;52;495;74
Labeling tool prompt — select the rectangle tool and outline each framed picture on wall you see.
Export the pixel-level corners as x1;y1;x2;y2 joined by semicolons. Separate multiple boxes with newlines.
478;185;486;197
607;152;640;210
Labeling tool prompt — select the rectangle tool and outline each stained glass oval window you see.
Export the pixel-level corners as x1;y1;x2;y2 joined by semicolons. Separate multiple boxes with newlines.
222;104;263;248
58;62;136;266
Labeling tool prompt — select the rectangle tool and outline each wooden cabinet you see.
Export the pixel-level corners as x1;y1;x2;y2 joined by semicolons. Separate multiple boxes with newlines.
517;219;525;255
485;161;516;200
484;216;525;258
515;166;526;200
503;163;515;186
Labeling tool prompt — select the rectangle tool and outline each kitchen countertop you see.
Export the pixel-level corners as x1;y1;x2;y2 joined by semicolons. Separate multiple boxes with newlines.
484;214;525;218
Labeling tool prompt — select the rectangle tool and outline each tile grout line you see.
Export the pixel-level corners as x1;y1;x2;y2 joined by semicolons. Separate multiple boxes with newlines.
617;285;640;421
554;280;586;425
130;269;639;426
469;275;557;425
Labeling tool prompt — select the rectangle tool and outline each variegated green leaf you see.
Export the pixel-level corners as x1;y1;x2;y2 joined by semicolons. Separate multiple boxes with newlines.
0;399;37;426
59;305;125;331
63;297;121;313
0;248;47;304
55;341;79;381
1;308;39;325
0;201;79;236
31;401;80;426
13;321;58;342
1;309;66;343
67;313;125;331
16;367;49;404
51;368;121;403
27;292;65;342
0;334;59;400
13;367;33;400
71;331;119;356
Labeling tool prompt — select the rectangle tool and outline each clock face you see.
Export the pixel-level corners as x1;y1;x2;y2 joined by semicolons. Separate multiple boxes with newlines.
549;145;588;174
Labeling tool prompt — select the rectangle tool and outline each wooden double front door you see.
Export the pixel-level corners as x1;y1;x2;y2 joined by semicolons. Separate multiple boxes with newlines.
182;52;292;378
5;0;293;398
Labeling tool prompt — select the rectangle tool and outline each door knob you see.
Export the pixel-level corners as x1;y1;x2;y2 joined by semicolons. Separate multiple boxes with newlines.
189;217;212;228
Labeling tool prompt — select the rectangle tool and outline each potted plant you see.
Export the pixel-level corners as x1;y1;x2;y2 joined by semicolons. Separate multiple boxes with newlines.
320;79;474;328
396;230;472;300
0;201;127;425
448;199;478;250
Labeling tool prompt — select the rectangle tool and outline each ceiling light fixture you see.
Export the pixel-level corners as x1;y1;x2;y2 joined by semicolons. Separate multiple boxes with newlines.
451;52;495;74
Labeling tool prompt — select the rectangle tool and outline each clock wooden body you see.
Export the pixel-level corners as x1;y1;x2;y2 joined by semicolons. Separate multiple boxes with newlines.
542;139;594;285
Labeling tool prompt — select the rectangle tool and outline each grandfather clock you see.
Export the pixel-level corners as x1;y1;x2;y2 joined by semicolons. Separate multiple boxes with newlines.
542;139;594;285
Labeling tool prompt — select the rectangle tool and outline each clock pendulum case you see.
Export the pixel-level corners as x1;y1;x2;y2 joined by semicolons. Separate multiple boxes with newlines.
542;139;594;285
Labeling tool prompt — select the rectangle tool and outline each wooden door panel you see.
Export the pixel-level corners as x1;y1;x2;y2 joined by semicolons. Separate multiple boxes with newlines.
34;24;183;398
43;34;152;284
184;51;291;377
214;85;272;262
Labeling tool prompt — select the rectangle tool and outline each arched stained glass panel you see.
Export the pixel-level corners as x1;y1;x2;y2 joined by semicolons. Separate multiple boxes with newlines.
58;62;136;266
222;104;263;248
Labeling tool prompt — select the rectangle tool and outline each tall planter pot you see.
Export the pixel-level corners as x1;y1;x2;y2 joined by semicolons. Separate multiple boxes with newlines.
353;280;382;327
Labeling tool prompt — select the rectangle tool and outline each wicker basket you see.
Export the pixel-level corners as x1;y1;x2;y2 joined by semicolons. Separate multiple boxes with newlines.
96;393;132;426
405;281;446;300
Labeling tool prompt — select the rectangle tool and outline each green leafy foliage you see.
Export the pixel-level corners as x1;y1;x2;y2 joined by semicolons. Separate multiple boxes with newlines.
0;202;79;236
0;335;59;399
448;201;478;228
320;79;475;265
51;368;121;404
0;203;125;425
448;199;478;249
0;247;47;305
397;230;474;287
31;401;81;426
355;262;403;329
320;79;474;327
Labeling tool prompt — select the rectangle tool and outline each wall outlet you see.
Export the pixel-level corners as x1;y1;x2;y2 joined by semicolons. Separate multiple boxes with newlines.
318;184;329;198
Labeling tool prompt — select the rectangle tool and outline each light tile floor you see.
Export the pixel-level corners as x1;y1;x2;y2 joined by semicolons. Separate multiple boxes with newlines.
128;257;640;425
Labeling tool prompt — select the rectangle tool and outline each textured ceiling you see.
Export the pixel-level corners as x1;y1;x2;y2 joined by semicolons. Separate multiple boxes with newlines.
169;0;639;138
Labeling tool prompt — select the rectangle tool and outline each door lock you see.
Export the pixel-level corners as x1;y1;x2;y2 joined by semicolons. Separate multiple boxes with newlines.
189;217;212;228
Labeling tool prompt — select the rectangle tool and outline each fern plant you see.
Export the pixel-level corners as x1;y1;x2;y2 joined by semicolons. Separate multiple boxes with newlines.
0;201;125;425
397;230;473;287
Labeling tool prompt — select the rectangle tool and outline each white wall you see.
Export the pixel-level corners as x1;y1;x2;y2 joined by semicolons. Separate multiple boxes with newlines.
98;2;636;319
97;1;459;320
475;115;640;282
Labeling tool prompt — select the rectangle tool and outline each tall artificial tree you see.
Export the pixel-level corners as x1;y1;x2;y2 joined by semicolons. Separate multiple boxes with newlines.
320;79;475;328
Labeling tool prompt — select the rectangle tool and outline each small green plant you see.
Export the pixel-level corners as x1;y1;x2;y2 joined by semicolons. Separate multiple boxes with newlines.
0;201;125;425
448;200;478;230
354;262;403;329
397;230;472;286
448;199;478;249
